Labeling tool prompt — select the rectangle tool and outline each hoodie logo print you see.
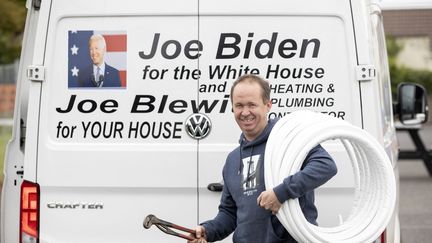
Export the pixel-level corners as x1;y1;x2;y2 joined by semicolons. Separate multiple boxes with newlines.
241;154;260;191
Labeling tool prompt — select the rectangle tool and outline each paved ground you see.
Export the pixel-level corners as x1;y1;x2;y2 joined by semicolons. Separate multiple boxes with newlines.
398;160;432;243
397;124;432;243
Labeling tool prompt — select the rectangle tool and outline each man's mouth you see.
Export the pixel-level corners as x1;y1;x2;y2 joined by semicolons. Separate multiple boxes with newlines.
241;116;255;124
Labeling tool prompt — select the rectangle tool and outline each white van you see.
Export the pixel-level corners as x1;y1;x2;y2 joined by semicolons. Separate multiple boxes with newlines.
1;0;428;242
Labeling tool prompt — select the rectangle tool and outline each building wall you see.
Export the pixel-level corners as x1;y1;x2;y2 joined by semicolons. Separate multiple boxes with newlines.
0;84;15;117
383;9;432;71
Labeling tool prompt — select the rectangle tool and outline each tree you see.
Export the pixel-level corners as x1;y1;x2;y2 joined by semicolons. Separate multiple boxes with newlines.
0;0;27;64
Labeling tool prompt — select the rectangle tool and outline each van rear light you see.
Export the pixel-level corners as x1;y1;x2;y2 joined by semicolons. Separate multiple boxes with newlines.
373;229;386;243
380;229;386;243
20;180;40;243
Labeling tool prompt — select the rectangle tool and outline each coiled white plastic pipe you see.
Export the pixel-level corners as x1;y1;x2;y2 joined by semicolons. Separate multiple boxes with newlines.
264;110;396;243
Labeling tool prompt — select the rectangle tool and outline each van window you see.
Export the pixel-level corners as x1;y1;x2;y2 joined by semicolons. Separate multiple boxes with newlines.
372;12;394;134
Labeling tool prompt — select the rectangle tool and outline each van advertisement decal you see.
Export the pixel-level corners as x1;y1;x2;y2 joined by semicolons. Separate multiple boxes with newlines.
68;30;127;88
54;18;351;142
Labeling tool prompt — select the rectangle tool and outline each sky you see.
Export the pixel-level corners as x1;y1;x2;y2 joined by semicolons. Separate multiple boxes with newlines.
378;0;432;9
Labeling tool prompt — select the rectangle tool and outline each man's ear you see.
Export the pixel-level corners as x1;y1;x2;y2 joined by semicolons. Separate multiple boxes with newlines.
266;100;272;111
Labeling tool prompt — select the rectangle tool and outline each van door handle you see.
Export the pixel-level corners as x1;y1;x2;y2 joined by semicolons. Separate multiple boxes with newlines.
207;182;223;192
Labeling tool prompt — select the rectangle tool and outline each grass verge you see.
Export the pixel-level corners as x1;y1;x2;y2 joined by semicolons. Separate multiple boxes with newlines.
0;126;13;183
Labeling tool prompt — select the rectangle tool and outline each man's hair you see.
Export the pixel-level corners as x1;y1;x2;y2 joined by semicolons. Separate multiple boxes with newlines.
230;74;271;103
89;34;106;49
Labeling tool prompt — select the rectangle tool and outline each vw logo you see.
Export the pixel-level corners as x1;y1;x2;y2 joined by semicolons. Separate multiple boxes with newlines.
185;113;212;139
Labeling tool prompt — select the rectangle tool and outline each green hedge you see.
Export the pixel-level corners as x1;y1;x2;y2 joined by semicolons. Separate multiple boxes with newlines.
0;127;12;182
390;65;432;96
387;36;432;97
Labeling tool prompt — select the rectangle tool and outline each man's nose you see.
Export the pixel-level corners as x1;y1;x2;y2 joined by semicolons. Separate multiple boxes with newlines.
241;107;251;116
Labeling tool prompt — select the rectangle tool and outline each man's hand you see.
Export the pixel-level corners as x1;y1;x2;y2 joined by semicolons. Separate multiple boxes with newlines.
257;189;282;214
187;226;207;243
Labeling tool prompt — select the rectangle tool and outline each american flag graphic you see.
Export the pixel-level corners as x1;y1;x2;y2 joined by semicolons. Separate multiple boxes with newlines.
68;30;127;88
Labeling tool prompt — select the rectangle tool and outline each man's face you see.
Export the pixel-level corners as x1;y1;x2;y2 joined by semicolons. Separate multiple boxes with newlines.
89;39;105;66
232;80;272;141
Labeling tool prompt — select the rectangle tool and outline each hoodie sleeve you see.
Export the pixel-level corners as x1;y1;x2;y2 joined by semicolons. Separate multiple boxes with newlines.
201;168;237;242
273;144;337;203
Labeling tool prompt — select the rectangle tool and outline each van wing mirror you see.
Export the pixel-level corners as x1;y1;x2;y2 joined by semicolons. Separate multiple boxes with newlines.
396;83;428;125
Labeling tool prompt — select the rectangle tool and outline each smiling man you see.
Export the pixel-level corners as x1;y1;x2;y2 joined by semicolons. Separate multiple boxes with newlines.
231;75;272;141
78;34;121;88
188;74;337;243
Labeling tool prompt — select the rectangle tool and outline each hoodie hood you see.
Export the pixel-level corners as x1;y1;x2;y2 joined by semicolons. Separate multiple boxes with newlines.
238;118;279;174
239;118;279;149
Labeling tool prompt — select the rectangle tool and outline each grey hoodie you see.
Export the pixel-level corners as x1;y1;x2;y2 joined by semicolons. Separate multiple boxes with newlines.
201;119;337;243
